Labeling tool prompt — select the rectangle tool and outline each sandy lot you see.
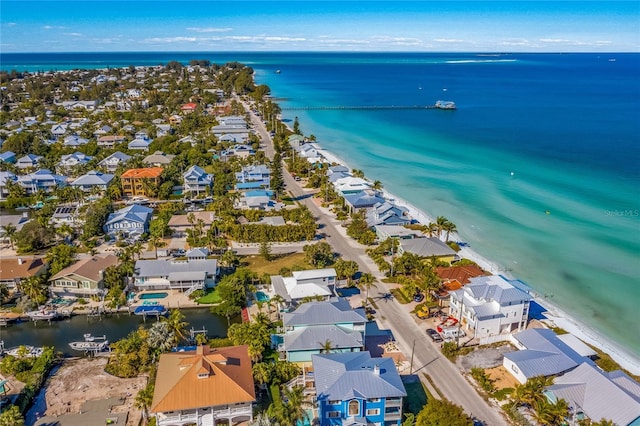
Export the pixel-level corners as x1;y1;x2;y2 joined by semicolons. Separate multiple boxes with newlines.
42;357;147;425
486;365;520;390
456;344;515;371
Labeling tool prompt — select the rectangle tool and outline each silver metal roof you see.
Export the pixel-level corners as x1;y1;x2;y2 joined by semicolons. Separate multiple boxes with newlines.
284;325;363;351
283;298;367;326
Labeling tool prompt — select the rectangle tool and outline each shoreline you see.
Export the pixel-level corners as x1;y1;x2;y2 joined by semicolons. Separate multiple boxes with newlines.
308;140;640;375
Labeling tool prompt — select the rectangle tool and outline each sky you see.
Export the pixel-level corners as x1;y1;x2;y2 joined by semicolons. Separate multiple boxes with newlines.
1;1;639;53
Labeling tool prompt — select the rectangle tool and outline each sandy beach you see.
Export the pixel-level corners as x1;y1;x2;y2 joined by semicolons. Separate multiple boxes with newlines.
312;139;640;375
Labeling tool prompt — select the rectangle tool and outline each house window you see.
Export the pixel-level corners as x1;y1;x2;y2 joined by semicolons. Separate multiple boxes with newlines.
366;408;380;416
367;398;381;403
326;411;340;418
511;364;519;374
348;400;360;416
328;400;341;406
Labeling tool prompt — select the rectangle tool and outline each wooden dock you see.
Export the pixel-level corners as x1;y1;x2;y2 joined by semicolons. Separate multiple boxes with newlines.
281;105;440;111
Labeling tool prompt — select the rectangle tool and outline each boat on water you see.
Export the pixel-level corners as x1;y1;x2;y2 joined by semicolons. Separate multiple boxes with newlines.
69;334;109;352
25;308;58;321
435;100;456;110
133;304;168;316
4;345;44;358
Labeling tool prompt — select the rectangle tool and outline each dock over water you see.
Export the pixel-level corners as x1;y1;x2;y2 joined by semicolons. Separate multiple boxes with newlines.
281;104;443;111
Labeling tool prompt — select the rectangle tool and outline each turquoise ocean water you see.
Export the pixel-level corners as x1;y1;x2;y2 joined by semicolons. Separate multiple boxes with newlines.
2;52;639;360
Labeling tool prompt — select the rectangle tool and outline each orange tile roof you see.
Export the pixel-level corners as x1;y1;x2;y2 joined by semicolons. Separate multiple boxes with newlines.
0;257;46;281
436;265;487;285
151;345;256;413
121;167;164;179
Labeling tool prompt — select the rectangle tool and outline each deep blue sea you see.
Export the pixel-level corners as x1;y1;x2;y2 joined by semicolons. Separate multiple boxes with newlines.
2;52;639;362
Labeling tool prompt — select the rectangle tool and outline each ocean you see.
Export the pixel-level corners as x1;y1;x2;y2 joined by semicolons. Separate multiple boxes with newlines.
2;52;639;362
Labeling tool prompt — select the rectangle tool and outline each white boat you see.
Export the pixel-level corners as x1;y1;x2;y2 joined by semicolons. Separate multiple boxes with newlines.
25;308;58;321
5;345;43;358
69;340;109;352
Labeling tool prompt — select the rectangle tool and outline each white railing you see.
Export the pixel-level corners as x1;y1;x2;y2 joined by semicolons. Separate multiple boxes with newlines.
184;283;202;297
157;405;252;426
157;412;198;425
386;398;402;407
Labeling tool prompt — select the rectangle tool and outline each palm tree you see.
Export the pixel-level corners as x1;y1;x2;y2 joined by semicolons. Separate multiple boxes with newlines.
18;276;47;305
162;309;188;346
318;339;334;354
1;223;17;250
134;384;155;423
435;216;449;240
358;273;377;305
269;294;285;321
425;222;439;238
147;321;175;352
441;220;457;242
252;363;273;388
280;385;309;426
147;234;166;259
0;404;25;426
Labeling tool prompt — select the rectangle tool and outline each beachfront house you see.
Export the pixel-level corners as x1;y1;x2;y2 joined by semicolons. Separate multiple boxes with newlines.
449;274;532;342
343;191;386;213
312;351;407;426
133;257;219;294
333;176;372;196
49;253;118;297
0;257;47;292
98;151;131;172
275;298;366;363
151;345;256;426
503;328;591;384
182;165;213;195
103;204;153;241
270;268;336;307
544;362;640;426
397;237;458;263
366;201;411;228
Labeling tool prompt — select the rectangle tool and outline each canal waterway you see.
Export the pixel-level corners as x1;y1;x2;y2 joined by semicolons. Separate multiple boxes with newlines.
0;308;230;356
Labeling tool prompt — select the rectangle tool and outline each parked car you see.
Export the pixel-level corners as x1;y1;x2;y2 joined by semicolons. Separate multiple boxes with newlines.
413;293;425;303
426;328;443;342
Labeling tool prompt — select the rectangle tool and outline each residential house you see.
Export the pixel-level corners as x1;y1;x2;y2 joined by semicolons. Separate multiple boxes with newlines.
93;124;113;137
366;202;411;228
0;171;17;200
0;151;16;164
333;176;371;196
57;152;93;175
374;225;423;241
128;134;152;151
60;100;98;111
98;151;131;172
503;328;590;384
180;102;197;113
49;253;118;297
168;211;216;237
218;133;249;143
50;123;69;137
235;164;270;187
397;237;458;263
50;205;80;228
97;135;128;148
343;192;386;212
63;135;89;148
133;257;219;293
277;298;366;363
544;362;640;426
183;165;213;195
70;170;114;193
17;169;67;195
0;257;47;291
236;190;278;211
103;204;153;240
120;167;163;198
0;213;30;237
155;124;172;137
436;265;487;286
270;268;336;306
143;151;175;167
287;134;305;150
220;144;255;160
312;351;407;426
150;345;255;426
16;154;43;170
450;275;532;342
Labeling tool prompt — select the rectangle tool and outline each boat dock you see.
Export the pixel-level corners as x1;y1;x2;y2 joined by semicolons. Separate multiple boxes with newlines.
69;334;110;355
281;103;454;111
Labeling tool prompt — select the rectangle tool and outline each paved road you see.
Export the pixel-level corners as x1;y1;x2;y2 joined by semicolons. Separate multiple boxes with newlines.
240;100;508;425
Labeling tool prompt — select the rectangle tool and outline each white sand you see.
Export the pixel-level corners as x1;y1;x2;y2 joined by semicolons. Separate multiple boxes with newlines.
310;139;640;375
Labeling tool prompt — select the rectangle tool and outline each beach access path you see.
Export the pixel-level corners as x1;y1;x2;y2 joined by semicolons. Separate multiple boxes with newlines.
241;99;509;425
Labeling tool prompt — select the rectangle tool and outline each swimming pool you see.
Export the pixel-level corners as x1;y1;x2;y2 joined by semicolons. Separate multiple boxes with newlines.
139;292;168;300
255;291;270;302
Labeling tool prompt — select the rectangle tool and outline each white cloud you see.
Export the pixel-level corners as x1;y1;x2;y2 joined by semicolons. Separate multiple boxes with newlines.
433;38;466;43
499;39;532;47
539;38;571;43
371;36;422;46
144;36;198;44
186;27;232;33
43;25;66;30
64;32;83;37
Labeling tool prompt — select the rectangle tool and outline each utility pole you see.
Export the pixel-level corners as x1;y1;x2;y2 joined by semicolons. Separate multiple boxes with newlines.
409;339;416;374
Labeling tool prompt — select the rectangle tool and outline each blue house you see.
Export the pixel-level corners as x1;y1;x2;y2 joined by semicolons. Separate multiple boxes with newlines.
103;204;153;240
276;298;366;363
0;151;16;164
312;351;406;426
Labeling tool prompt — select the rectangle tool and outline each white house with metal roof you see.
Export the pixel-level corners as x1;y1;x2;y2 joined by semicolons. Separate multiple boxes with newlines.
503;328;589;384
450;274;532;341
312;351;407;426
270;268;337;305
182;165;213;195
544;362;640;426
134;258;219;295
103;204;153;240
98;151;131;172
17;169;67;195
276;298;366;363
70;170;114;192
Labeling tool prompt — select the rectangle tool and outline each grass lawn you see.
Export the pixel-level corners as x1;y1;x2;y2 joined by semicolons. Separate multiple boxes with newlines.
196;288;222;304
403;380;428;414
242;252;311;275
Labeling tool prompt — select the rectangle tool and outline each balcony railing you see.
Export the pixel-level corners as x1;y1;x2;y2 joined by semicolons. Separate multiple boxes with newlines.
386;398;402;408
157;405;253;426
